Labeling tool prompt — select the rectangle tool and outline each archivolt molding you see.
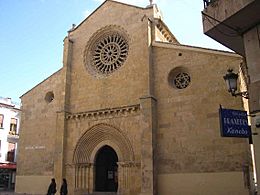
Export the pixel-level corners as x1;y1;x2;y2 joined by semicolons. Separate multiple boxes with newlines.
73;123;135;164
66;104;140;120
89;140;122;162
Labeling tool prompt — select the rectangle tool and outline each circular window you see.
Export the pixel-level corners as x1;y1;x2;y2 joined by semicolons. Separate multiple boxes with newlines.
168;67;191;89
174;72;191;89
45;91;54;103
85;26;129;77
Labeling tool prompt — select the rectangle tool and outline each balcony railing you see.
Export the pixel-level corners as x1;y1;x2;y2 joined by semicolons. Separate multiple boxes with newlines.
8;130;18;136
7;131;19;142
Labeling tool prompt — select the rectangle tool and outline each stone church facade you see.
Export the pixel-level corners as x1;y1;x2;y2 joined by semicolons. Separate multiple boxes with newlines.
16;1;250;195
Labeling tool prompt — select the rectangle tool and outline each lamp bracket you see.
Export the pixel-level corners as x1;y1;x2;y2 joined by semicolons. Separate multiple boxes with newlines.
231;91;249;99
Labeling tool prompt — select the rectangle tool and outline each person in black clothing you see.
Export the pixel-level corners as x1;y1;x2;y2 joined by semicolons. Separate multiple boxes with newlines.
60;178;68;195
47;178;57;195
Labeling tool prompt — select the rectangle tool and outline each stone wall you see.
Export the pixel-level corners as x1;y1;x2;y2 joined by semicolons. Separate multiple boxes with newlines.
16;69;65;194
16;1;251;195
153;42;249;195
66;1;155;112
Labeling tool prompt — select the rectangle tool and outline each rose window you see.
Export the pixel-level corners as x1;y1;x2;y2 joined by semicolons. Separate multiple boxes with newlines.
86;30;129;77
174;72;191;89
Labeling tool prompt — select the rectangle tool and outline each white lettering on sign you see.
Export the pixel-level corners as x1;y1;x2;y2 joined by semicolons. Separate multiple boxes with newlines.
223;118;248;126
226;127;248;135
25;146;45;150
231;111;247;117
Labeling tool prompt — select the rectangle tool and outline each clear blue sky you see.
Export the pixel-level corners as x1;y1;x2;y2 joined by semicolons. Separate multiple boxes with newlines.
0;0;229;103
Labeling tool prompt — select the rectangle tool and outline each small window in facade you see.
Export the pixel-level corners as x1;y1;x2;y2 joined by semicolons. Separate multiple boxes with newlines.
10;118;18;135
0;114;3;128
168;67;191;89
45;91;54;103
7;142;15;162
174;72;191;89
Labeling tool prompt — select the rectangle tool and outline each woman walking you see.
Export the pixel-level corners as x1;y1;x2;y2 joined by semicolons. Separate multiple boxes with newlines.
60;178;68;195
47;178;57;195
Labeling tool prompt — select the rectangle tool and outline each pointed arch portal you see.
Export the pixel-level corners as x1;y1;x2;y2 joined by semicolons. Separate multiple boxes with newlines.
73;123;134;163
72;123;138;194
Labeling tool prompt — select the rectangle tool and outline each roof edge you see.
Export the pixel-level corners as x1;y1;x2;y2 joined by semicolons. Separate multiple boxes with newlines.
20;68;63;99
69;0;153;33
154;18;180;44
153;41;242;58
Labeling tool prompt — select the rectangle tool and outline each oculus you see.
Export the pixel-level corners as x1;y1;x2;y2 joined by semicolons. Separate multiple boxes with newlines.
174;72;191;89
168;67;191;89
45;91;54;103
85;26;129;77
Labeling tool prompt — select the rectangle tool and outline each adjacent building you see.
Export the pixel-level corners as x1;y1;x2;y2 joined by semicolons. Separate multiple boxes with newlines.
202;0;260;193
0;97;20;190
16;1;252;195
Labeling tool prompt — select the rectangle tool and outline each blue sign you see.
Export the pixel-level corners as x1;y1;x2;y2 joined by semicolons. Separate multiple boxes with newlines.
219;107;251;138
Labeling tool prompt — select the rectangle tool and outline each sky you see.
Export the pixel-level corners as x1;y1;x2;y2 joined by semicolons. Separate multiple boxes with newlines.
0;0;230;104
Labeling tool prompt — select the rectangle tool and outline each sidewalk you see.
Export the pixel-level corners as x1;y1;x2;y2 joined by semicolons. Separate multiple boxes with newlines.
0;191;43;195
0;191;17;195
0;191;23;195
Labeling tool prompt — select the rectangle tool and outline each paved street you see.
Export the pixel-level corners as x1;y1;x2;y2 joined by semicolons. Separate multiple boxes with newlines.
0;191;18;195
0;191;27;195
0;191;43;195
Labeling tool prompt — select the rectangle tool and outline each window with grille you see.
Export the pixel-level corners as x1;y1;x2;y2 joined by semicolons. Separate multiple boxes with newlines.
168;67;191;89
174;72;191;89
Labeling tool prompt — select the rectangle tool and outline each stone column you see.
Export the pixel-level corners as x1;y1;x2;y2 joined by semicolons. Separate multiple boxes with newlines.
126;163;129;190
83;162;91;194
53;33;73;186
80;165;83;188
53;111;67;186
83;165;86;189
140;96;157;195
89;163;94;193
117;161;141;194
117;162;124;194
139;14;157;195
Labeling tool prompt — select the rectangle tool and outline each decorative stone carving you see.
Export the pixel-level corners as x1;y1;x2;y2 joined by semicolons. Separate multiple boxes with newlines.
84;25;129;78
66;104;140;120
168;66;191;89
174;72;191;89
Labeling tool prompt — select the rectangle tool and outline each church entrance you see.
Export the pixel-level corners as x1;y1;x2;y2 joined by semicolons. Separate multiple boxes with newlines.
95;145;118;192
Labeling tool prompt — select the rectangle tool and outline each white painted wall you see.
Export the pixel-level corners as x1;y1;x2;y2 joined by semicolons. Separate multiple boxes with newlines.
0;97;20;163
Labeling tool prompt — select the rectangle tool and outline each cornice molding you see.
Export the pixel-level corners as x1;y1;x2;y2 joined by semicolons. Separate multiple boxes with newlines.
66;104;140;120
154;18;179;44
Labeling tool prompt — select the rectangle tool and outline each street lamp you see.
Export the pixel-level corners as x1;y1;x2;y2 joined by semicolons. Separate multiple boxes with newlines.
223;69;249;99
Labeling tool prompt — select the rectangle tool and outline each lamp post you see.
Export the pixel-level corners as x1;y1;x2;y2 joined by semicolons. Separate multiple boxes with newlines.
223;69;249;99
